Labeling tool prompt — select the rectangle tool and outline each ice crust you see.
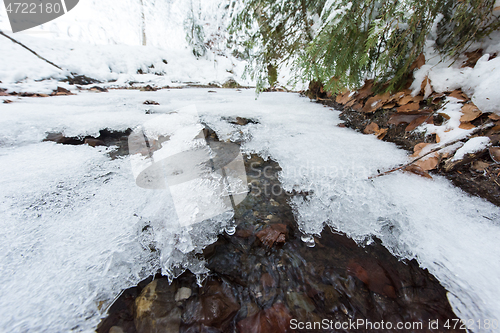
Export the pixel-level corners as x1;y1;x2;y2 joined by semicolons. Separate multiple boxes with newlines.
1;89;500;332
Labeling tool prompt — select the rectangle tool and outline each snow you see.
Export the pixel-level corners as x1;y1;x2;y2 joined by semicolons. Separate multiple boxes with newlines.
0;0;251;92
1;89;500;332
412;31;500;115
1;1;500;332
452;136;491;161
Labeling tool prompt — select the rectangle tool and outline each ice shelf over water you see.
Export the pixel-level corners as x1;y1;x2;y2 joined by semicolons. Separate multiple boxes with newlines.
1;89;500;332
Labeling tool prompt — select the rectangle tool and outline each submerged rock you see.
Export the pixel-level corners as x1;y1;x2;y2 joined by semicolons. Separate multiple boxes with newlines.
98;155;465;333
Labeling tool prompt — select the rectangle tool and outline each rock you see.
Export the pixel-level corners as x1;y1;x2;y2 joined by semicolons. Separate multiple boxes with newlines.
90;86;108;92
236;303;292;333
222;78;241;88
64;75;101;85
84;138;106;147
3;99;13;104
140;85;157;92
183;278;240;330
175;287;192;302
347;259;397;298
52;86;74;96
255;224;287;247
134;279;181;333
143;100;159;105
108;326;124;333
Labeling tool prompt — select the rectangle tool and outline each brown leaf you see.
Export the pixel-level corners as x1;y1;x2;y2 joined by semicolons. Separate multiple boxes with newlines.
351;102;363;112
389;113;429;126
438;112;450;120
420;76;433;99
363;122;380;134
431;93;445;103
3;99;13;104
397;103;420;113
489;146;500;163
406;115;431;131
459;122;476;130
404;164;433;178
436;134;441;143
460;103;482;122
376;128;388;140
489;124;500;133
412;143;433;158
336;90;353;104
356;80;374;100
447;90;468;102
383;103;396;109
462;49;483;68
488;113;500;121
410;53;426;71
345;99;356;108
414;154;439;171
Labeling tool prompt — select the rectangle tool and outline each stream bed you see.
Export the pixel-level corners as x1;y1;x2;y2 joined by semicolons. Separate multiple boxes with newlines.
98;153;464;333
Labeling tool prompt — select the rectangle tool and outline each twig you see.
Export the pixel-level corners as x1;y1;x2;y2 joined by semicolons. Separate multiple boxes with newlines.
369;120;494;179
0;30;63;70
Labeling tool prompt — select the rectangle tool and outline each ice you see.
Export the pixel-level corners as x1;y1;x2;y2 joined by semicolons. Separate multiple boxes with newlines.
1;89;500;332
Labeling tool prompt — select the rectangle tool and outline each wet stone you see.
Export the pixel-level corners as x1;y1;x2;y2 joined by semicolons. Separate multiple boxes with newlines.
99;155;466;333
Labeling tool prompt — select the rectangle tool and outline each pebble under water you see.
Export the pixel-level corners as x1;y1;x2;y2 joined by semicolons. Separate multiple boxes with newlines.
98;150;465;333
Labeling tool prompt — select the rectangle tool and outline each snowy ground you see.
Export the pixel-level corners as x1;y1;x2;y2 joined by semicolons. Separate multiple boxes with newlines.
1;89;500;332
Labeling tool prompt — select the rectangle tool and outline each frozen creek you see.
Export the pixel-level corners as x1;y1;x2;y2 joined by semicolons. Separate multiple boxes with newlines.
1;89;499;332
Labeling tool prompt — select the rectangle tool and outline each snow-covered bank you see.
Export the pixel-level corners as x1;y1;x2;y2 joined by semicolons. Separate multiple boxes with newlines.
0;0;251;92
1;89;499;332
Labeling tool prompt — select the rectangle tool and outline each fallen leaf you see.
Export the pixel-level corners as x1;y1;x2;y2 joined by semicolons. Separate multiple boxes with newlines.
345;99;356;108
356;80;374;100
414;154;439;171
431;93;445;103
412;143;433;158
389;113;429;126
489;146;500;163
437;112;450;120
351;102;363;112
397;103;420;113
489;124;500;133
406;115;432;131
436;134;441;143
447;90;468;102
361;92;392;113
363;122;380;134
462;49;483;68
410;53;426;71
488;113;500;121
459;122;476;130
420;76;433;99
336;90;353;104
3;99;13;104
376;128;388;140
382;103;396;109
460;103;482;122
404;164;433;178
